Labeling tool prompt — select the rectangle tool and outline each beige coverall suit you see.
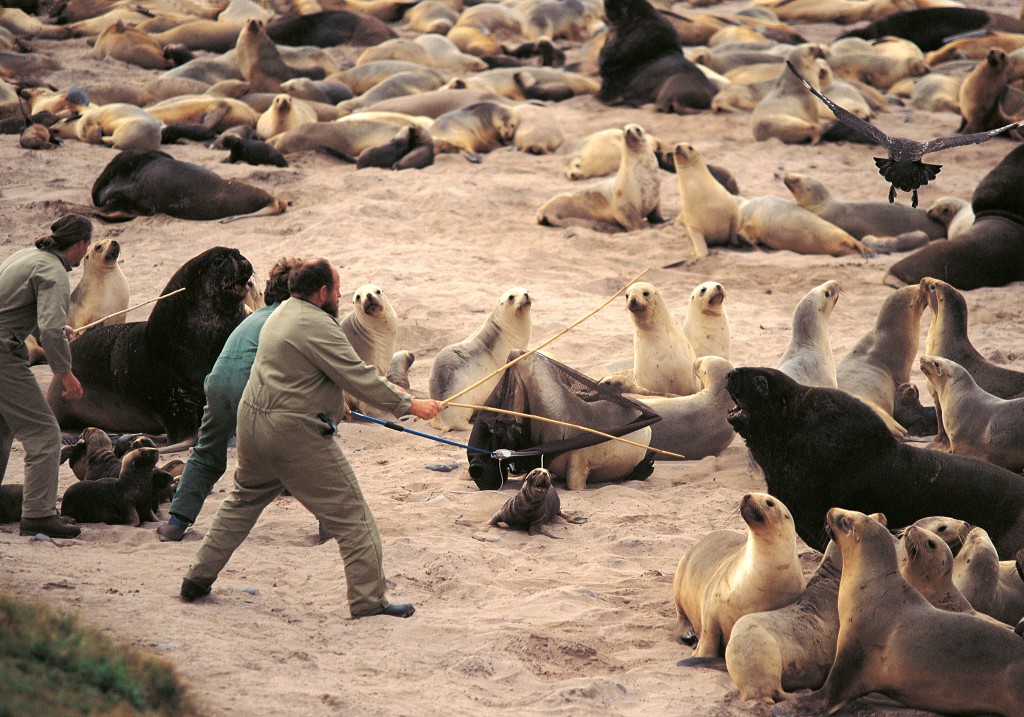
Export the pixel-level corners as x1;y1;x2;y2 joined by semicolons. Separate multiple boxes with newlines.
185;297;413;616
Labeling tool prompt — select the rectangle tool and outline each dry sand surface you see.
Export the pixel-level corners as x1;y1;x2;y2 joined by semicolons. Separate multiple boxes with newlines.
2;0;1023;715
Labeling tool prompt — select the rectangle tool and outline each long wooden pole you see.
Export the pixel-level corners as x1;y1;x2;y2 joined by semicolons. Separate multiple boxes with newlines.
439;267;650;407
446;401;684;459
71;287;186;336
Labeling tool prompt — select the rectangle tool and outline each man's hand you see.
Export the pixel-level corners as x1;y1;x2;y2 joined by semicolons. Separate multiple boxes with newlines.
58;371;83;400
64;325;78;342
408;399;443;421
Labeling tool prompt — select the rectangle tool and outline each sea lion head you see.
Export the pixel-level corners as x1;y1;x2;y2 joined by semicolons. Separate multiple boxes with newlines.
352;284;390;317
622;123;647;153
496;286;532;316
900;525;953;582
118;444;160;486
272;94;293;115
522;467;552;502
812;280;840;316
691;281;725;314
919;355;962;391
671;142;698;169
925;197;966;227
910;516;972;554
625;281;663;319
695;355;731;391
782;172;829;208
725;367;796;436
986;48;1008;71
739;492;795;539
82;238;120;273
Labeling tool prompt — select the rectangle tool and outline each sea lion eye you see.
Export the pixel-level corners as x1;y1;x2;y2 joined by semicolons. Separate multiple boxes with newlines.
766;499;775;507
699;288;706;294
375;289;381;295
643;291;650;297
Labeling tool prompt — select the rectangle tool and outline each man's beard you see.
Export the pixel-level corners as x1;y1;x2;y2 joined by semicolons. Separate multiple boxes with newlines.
323;299;339;318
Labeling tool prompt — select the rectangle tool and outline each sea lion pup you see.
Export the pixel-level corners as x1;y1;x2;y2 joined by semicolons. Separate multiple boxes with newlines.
537;123;662;232
835;283;928;432
90;150;286;222
922;278;1024;400
72;103;163;152
356;124;433;169
953;526;1024;626
782;172;947;240
61;427;122;482
482;468;586;538
429;287;532;432
511;72;573;103
69;238;129;333
920;355;1024;471
682;282;730;361
92;19;170;70
737;197;874;257
624;281;699;397
751;44;827;145
236;18;325;93
255;93;317;140
509;102;562;155
673;143;740;258
774;508;1024;717
885;143;1024;290
957;48;1010;134
892;382;938;437
926;196;974;240
49;247;253;445
725;516;888;704
340;284;399;419
59;444;161;527
221;135;288;167
428;100;518;153
725;366;1024;557
640;356;736;460
776;280;840;389
674;493;805;659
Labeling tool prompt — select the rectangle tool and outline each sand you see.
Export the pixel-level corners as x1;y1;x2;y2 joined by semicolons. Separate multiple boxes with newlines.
2;1;1023;715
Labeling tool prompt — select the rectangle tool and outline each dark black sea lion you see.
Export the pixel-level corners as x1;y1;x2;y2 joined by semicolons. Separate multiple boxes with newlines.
265;11;395;47
841;8;1024;52
597;0;716;112
725;367;1024;557
59;445;160;526
47;247;253;444
484;468;586;538
90;150;286;221
222;135;288;167
885;144;1024;289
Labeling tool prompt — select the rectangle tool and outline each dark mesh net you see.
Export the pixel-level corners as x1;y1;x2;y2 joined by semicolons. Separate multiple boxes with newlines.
467;350;661;489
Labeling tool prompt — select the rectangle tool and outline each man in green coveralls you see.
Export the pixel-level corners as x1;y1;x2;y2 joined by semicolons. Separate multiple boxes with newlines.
0;214;92;539
181;258;443;618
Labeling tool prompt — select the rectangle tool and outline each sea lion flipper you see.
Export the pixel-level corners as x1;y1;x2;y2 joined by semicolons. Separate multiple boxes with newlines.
560;512;587;524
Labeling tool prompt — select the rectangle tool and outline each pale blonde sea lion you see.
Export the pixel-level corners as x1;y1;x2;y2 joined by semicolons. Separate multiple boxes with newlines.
93;19;170;70
920;355;1024;471
751;44;828;145
681;281;730;361
829;52;929;90
404;0;458;34
340;284;400;420
267;119;405;157
336;70;447;116
674;493;806;658
910;72;961;113
777;280;840;388
256;93;318;140
428;287;532;432
446;24;502;56
537;123;662;232
926;196;974;239
429;100;518;153
953;526;1024;626
737;197;875;257
73;103;163;151
69;239;129;333
144;95;260;132
562;127;664;181
672;143;740;258
624;281;699;396
148;19;245;53
331;60;435;94
510;102;562;154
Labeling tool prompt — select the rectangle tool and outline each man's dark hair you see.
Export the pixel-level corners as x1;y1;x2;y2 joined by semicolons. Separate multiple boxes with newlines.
265;256;302;304
288;258;333;299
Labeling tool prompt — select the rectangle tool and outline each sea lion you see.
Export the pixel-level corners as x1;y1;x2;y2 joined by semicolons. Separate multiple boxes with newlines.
899;524;994;619
774;507;1024;717
429;101;518;153
537;123;663;232
892;382;938;437
69;238;129;333
624;281;699;397
737;197;874;257
256;93;317;140
48;247;253;444
725;366;1024;557
673;493;806;658
884;143;1024;290
751;44;827;145
672;143;740;258
640;356;736;460
958;48;1009;134
562;127;664;181
71;103;163;152
61;426;122;482
143;96;261;133
483;467;586;538
385;349;415;391
776;280;840;389
509;103;562;155
92;19;170;70
236;18;325;93
909;72;961;113
279;77;353;105
840;7;1024;53
340;284;399;419
782;172;946;240
953;526;1024;626
429;287;532;432
920;355;1024;471
221;135;288;167
835;283;928;429
265;10;395;47
355;124;433;169
926;196;974;240
59;444;161;526
405;1;457;34
90;150;286;221
268;119;409;159
682;282;730;361
828;52;928;91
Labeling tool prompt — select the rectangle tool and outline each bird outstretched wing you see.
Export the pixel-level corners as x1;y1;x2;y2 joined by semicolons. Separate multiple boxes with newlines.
785;60;891;148
922;120;1024;154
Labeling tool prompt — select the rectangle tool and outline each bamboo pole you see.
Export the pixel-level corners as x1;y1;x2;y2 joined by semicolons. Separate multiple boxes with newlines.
446;401;684;459
439;267;650;407
71;287;186;336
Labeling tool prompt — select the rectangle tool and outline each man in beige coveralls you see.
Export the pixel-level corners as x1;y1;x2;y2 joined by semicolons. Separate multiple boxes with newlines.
0;214;91;539
181;258;442;618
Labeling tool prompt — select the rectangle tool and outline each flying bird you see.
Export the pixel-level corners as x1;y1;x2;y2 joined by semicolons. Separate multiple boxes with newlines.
785;60;1024;207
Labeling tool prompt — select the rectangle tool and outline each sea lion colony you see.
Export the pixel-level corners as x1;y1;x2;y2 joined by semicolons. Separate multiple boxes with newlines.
2;0;1024;714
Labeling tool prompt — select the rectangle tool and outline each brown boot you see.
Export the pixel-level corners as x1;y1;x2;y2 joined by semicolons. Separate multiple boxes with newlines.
20;515;82;539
